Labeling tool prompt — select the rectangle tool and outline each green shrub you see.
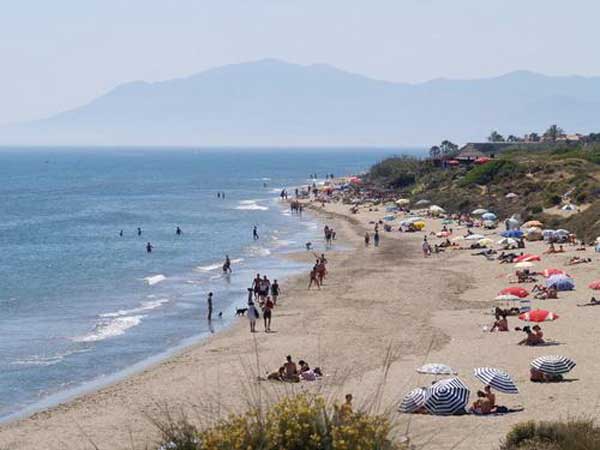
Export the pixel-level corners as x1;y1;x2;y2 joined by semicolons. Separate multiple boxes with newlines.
529;205;544;214
459;160;522;186
501;419;600;450
156;393;402;450
543;193;562;208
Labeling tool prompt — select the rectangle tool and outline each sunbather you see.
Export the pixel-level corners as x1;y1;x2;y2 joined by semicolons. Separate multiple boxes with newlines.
470;390;493;415
517;325;545;346
530;367;563;382
568;256;592;265
490;313;509;332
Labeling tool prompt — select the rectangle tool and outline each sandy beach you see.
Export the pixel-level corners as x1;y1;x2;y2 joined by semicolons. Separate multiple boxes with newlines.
1;199;598;450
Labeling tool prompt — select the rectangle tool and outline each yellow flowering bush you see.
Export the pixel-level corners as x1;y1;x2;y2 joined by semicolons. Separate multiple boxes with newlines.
157;393;403;450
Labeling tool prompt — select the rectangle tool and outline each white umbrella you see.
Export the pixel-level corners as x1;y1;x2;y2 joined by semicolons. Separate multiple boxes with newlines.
399;388;427;413
506;192;518;199
396;198;410;206
464;234;485;240
424;378;470;415
531;355;576;375
497;237;518;246
429;205;445;213
417;363;457;376
495;294;521;301
561;204;576;211
472;208;488;215
514;261;535;269
415;199;431;206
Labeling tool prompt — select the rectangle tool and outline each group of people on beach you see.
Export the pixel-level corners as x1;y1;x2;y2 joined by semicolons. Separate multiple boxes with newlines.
244;273;280;332
266;355;323;382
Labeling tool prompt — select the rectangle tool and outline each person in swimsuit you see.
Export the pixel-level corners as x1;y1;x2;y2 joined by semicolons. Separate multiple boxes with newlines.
207;292;213;321
137;227;142;236
146;242;153;253
262;296;274;332
253;226;259;240
283;355;299;382
364;232;370;247
271;280;280;305
223;255;232;274
176;226;182;235
308;265;321;290
119;230;123;237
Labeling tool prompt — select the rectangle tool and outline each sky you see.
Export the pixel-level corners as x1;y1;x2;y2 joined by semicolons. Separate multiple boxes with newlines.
1;0;600;125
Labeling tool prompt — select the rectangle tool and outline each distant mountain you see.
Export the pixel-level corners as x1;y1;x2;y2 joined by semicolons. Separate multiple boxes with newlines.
2;59;600;146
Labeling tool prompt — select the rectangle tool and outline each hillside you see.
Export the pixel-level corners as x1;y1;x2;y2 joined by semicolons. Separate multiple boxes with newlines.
2;60;600;146
366;144;600;241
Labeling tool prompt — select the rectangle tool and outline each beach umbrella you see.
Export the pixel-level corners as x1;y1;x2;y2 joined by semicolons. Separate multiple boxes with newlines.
473;368;519;394
424;378;470;415
478;238;494;247
442;219;453;224
398;388;427;413
543;268;568;278
429;205;445;214
415;199;431;206
497;237;518;247
472;208;488;215
417;363;457;376
499;287;529;298
396;198;410;206
546;274;575;291
531;355;576;375
413;221;426;230
506;192;518;199
514;254;541;263
502;230;524;238
514;261;535;269
523;220;543;228
519;309;559;322
589;281;600;290
475;156;492;165
481;212;497;221
555;229;570;236
482;220;496;229
495;294;521;301
526;227;544;241
383;215;396;221
464;234;485;241
561;204;576;211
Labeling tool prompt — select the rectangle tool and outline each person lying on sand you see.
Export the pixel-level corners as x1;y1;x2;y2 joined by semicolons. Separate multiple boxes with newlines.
530;367;563;382
516;325;544;346
533;286;557;300
498;252;518;264
568;256;592;265
577;296;600;307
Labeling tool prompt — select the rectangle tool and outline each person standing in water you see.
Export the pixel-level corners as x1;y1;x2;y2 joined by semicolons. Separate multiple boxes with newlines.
146;242;153;253
119;230;123;237
207;292;213;321
217;192;221;198
176;226;182;236
137;227;142;236
253;226;259;240
223;255;232;274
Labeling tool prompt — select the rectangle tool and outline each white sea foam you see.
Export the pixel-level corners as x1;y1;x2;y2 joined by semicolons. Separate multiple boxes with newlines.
236;199;269;211
100;298;169;318
196;258;244;272
245;245;271;257
144;274;166;285
11;348;91;367
73;315;145;343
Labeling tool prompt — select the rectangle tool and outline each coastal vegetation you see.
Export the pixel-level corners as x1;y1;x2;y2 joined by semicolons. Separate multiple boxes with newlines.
366;134;600;241
155;393;403;450
501;419;600;450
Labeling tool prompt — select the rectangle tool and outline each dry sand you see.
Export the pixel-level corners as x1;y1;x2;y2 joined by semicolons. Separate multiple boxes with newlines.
0;200;598;450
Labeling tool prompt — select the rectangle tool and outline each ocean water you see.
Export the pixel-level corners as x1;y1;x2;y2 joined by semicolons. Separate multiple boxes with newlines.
0;147;416;420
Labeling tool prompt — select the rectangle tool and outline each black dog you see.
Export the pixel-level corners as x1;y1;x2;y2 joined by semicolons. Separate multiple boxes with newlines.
235;307;248;316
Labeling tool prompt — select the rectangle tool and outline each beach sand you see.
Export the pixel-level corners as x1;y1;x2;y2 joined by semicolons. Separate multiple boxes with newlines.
1;200;598;449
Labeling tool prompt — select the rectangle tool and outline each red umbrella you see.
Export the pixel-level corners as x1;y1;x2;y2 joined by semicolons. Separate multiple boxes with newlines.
514;254;541;263
519;309;559;322
589;281;600;290
475;157;492;165
542;268;568;278
499;287;529;298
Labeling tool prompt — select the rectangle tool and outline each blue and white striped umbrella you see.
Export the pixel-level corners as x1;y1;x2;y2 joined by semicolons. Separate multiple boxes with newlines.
473;367;519;394
417;363;457;376
399;388;427;413
531;355;576;375
424;377;470;415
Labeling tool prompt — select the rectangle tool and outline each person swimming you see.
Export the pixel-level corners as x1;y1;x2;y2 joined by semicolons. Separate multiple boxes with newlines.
146;242;153;253
137;227;142;236
119;230;123;237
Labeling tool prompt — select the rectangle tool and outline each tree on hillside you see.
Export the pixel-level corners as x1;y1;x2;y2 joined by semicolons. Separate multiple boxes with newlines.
527;132;540;142
439;140;459;156
429;145;441;159
543;124;564;141
488;131;505;142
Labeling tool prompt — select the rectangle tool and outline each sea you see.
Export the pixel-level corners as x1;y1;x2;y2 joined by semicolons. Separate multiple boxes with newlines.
0;147;419;421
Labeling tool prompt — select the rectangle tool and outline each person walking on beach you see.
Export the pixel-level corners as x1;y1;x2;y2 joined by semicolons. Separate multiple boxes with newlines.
247;288;259;333
253;226;259;240
271;279;280;305
146;242;153;253
176;226;182;236
137;227;142;236
364;232;370;247
207;292;214;321
374;230;380;247
422;237;431;257
308;264;321;290
262;296;274;332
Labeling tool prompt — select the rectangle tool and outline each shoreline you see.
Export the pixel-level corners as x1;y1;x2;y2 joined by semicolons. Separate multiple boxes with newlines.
0;201;326;426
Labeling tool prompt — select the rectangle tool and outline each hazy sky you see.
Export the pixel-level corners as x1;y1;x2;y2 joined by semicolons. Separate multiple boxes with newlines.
2;0;599;125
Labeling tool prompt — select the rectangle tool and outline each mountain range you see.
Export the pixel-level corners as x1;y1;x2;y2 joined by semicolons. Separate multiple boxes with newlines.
3;59;600;146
